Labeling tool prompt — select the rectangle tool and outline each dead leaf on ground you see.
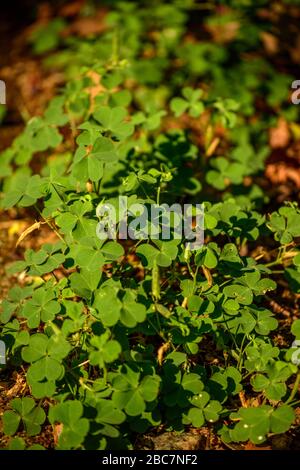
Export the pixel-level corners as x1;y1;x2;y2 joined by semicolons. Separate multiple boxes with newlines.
261;32;279;54
53;423;64;445
157;342;171;366
206;21;240;43
265;163;300;188
269;118;290;149
62;11;107;37
244;441;272;450
16;220;46;247
59;0;85;17
5;372;27;398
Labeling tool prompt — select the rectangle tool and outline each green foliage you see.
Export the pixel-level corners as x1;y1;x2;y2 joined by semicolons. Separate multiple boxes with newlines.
1;0;300;451
3;398;45;436
267;205;300;244
170;87;204;118
48;401;89;449
224;405;295;444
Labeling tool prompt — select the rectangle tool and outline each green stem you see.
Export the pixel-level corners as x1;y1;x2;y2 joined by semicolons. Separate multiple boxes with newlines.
192;266;199;294
286;371;300;404
34;204;65;244
112;29;120;65
51;183;66;205
264;259;283;268
103;364;108;384
48;321;62;336
237;334;247;371
156;185;161;205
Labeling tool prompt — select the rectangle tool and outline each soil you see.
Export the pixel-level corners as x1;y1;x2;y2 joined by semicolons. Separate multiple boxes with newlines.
1;0;300;451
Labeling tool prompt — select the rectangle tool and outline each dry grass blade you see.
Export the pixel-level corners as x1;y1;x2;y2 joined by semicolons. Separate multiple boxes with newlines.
15;220;45;247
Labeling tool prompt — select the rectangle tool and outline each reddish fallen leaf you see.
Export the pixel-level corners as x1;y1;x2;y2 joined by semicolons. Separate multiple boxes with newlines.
59;0;86;17
62;10;107;37
265;163;300;188
53;423;63;445
244;441;272;451
206;21;240;43
260;32;279;54
269;118;290;149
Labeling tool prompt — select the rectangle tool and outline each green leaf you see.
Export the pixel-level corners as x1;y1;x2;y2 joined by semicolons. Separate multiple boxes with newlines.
90;136;118;162
292;319;300;339
93;106;134;140
223;284;253;305
89;333;121;367
48;401;89;449
2;410;21;436
270;405;295;434
120;300;146;328
3;398;45;437
21;287;61;328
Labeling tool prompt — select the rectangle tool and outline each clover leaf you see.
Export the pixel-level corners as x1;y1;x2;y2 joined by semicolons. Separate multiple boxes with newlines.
251;362;295;400
112;365;161;416
48;400;89;449
223;284;253;306
2;397;45;436
89;331;121;368
2;174;45;209
93;106;134;140
170;87;204;118
245;340;280;373
183;391;222;427
268;206;300;244
229;405;295;444
136;239;179;268
22;334;70;397
21;286;61;328
93;287;146;328
95;399;126;438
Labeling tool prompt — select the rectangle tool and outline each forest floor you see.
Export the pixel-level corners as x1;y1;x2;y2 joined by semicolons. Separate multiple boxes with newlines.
1;1;300;450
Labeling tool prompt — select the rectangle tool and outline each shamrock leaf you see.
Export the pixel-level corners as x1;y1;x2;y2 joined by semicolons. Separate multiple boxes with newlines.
136;239;179;268
93;106;134;140
22;334;70;397
112;365;161;416
22;244;65;277
2;174;45;209
245;340;280;372
213;98;239;128
223;284;253;306
183;391;222;427
95;399;126;438
229;405;295;444
250;362;294;400
89;331;121;368
170;87;204;118
208;367;242;403
163;370;204;408
93;287;146;328
71;136;118;183
48;401;89;449
2;397;45;436
206;157;245;190
44;96;68;126
268;206;300;244
21;286;61;328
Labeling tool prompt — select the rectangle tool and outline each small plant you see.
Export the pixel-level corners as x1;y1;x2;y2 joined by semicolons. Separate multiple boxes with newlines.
1;0;300;451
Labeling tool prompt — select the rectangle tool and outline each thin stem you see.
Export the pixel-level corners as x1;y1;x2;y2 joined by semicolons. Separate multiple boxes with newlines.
34;204;65;244
156;185;161;205
285;371;300;404
237;334;247;371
